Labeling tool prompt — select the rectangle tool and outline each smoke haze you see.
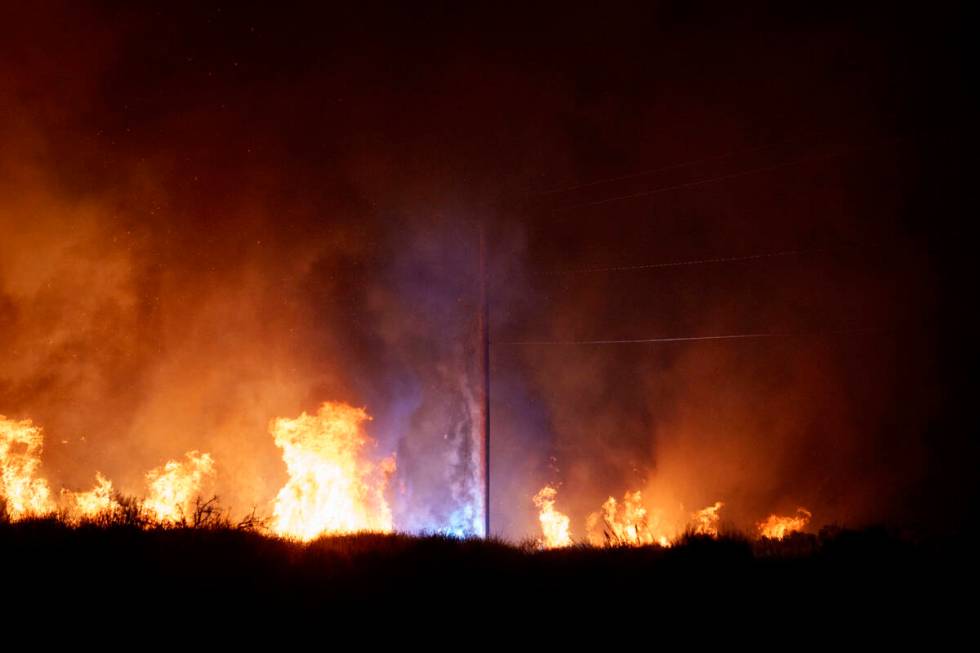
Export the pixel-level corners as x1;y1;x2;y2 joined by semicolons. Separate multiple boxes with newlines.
1;2;973;538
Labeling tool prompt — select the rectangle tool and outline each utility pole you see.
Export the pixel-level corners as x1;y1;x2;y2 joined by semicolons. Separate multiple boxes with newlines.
479;222;490;539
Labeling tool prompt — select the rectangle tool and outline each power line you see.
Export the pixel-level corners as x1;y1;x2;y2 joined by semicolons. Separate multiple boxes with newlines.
553;140;896;212
529;126;848;197
541;247;807;274
532;140;792;197
497;327;883;347
536;241;871;275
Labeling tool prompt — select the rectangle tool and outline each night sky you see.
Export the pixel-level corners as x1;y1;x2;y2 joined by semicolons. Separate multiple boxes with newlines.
0;2;973;538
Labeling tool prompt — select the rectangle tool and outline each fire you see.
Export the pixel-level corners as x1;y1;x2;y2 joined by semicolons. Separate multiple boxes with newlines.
8;408;812;542
271;401;396;541
691;501;724;536
0;415;55;519
63;472;119;520
757;507;811;539
581;491;728;546
586;490;671;547
533;485;572;548
3;414;214;524
142;451;216;523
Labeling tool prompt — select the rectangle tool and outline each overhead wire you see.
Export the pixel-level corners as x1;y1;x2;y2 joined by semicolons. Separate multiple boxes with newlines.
551;138;900;212
497;327;884;347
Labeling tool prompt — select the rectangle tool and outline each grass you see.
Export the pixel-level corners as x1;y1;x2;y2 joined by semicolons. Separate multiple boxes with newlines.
0;495;971;621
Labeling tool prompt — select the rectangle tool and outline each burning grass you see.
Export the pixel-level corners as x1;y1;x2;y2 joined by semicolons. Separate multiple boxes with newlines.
1;493;962;618
1;414;964;616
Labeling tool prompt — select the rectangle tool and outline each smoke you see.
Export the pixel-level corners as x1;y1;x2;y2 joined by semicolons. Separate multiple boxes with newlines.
0;103;502;532
358;216;488;535
513;224;938;536
1;138;315;506
0;7;503;532
1;3;971;539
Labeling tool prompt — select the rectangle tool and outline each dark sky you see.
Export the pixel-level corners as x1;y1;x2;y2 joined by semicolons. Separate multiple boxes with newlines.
0;2;974;537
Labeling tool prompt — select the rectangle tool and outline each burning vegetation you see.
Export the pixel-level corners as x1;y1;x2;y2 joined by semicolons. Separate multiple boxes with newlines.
0;416;53;520
270;402;396;541
532;485;572;549
142;451;216;524
1;414;216;524
586;490;671;548
758;508;813;540
4;408;820;546
1;405;397;538
536;486;803;548
62;472;119;522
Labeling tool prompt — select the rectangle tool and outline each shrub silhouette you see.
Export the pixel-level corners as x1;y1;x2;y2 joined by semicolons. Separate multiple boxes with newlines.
0;494;962;617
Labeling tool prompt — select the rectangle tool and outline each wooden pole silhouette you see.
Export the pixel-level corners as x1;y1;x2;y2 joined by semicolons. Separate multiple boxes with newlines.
480;222;490;538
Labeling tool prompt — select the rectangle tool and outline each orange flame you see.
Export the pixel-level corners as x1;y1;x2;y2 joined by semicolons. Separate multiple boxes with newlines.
63;472;119;520
757;507;811;539
533;485;572;548
691;501;724;536
586;490;671;547
142;450;216;523
270;401;396;541
0;415;55;519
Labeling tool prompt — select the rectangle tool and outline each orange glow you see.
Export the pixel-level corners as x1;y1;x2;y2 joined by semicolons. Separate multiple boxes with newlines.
270;401;396;541
533;485;572;548
757;508;811;539
691;501;724;536
63;472;119;520
586;490;671;547
142;451;216;523
0;415;55;519
7;409;813;542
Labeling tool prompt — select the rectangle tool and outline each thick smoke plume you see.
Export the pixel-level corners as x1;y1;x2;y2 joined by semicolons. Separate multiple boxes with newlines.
1;3;972;538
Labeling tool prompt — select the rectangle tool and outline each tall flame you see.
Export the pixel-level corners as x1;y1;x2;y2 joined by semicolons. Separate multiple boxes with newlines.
582;491;727;546
0;415;55;519
533;485;572;548
586;490;671;547
142;451;216;523
7;408;814;543
757;507;811;539
270;401;396;541
63;472;119;521
691;501;724;536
